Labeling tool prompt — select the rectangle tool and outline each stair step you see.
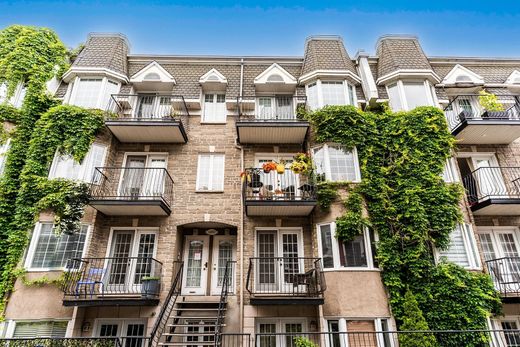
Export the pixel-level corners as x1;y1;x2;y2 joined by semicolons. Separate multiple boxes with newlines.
173;307;224;311
168;323;225;328
169;316;222;320
163;332;216;336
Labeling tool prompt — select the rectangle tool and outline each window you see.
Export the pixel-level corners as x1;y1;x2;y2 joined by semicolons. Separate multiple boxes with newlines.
325;318;393;347
25;223;88;270
312;144;360;182
196;154;225;191
257;96;294;120
13;321;68;338
437;223;480;269
48;143;107;183
442;157;460;183
305;80;356;110
386;80;434;111
70;77;120;109
318;223;376;269
322;81;347;106
0;138;11;176
95;320;146;347
203;94;226;123
256;319;307;347
0;83;26;108
0;83;6;103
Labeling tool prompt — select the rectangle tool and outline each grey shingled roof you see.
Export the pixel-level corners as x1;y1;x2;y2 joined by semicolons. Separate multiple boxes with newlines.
301;36;358;76
430;61;520;84
72;34;130;75
376;36;432;78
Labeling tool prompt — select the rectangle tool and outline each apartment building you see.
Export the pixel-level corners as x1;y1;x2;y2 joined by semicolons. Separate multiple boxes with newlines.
1;32;520;346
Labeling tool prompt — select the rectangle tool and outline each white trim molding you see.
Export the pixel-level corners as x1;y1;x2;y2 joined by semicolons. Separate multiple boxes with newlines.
376;69;441;85
62;67;129;84
441;64;485;86
254;63;297;92
299;69;361;84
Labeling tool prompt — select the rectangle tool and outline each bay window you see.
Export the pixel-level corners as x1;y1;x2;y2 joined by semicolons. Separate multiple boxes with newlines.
318;222;377;270
305;80;356;110
386;80;435;112
25;223;89;270
312;144;361;182
437;223;480;269
69;77;120;109
48;143;107;183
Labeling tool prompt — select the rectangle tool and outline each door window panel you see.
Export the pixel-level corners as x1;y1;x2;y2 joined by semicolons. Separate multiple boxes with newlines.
217;241;233;287
186;240;204;287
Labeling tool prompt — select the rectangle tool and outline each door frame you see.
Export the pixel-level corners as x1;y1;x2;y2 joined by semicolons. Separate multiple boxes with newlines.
182;235;210;295
210;235;236;295
93;318;147;339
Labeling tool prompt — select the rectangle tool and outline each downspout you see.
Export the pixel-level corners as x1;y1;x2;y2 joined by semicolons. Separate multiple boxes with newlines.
238;58;245;333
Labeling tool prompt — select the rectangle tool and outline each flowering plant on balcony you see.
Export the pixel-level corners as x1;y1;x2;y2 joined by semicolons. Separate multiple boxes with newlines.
291;152;312;175
262;161;277;173
478;90;504;112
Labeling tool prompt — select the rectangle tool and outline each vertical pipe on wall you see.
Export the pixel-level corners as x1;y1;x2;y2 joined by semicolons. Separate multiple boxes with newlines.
238;57;245;333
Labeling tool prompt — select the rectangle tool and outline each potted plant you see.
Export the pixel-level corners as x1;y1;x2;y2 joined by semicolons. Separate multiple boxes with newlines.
291;153;312;175
262;162;277;173
276;160;286;174
478;90;506;118
141;276;160;297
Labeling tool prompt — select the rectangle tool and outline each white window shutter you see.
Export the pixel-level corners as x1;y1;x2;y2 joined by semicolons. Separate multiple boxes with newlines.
438;223;479;269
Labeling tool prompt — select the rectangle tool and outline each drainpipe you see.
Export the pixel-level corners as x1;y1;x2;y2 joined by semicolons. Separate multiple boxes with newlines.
237;58;245;333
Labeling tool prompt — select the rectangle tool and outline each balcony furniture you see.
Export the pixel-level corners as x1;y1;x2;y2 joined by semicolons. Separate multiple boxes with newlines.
75;267;106;299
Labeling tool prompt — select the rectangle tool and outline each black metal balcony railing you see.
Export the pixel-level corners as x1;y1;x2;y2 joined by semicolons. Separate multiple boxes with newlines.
486;257;520;297
253;330;520;347
246;257;325;297
237;96;307;121
243;168;317;202
62;257;162;301
90;167;174;207
462;167;520;204
106;94;190;120
444;95;520;132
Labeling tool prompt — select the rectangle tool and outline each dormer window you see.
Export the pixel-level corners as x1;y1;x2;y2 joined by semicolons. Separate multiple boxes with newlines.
386;80;435;111
441;64;484;87
69;77;120;109
267;74;284;83
254;63;297;93
144;72;161;81
130;61;176;91
306;79;356;110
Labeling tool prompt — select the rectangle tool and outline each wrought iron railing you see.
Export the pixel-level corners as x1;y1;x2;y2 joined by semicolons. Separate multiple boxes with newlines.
486;257;520;297
219;333;251;347
237;96;307;121
90;167;174;207
62;257;162;301
254;330;520;347
462;167;520;205
106;94;190;120
243;168;317;202
246;257;325;297
150;261;184;347
215;261;236;347
443;94;520;132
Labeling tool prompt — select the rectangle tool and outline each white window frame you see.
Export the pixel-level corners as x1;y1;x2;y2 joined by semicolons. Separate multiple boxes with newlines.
0;138;11;176
256;318;308;346
93;318;147;339
442;157;460;183
196;153;225;192
9;320;70;339
68;76;121;109
385;80;435;111
311;144;361;182
105;227;159;259
324;318;395;347
48;143;108;183
24;222;91;272
316;222;377;271
202;93;227;123
435;223;481;270
476;226;520;260
305;79;357;110
253;227;305;258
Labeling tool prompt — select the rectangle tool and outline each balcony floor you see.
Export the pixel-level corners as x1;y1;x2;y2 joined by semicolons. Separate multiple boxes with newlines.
89;199;171;216
470;198;520;215
63;297;159;307
106;120;187;143
236;121;309;144
250;296;324;305
245;200;316;216
453;120;520;144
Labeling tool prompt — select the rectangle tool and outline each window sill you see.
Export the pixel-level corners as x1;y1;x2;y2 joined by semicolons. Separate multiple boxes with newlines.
322;268;380;272
200;122;227;125
24;268;67;273
195;190;224;194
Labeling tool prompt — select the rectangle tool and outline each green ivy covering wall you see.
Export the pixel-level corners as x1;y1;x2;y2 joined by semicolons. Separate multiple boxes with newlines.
0;25;105;315
306;105;501;346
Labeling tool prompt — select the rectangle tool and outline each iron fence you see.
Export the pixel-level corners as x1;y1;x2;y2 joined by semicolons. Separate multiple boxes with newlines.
237;96;307;121
486;257;520;297
62;257;162;301
462;167;520;204
106;94;190;120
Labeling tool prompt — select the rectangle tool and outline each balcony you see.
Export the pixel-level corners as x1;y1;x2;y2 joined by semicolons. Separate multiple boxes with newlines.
89;167;174;216
486;257;520;302
444;95;520;144
463;167;520;215
242;168;317;216
236;96;309;144
246;257;325;305
62;257;162;306
105;94;188;143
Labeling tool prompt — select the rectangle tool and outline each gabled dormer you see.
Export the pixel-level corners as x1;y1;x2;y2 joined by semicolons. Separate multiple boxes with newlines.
130;61;175;91
441;64;484;92
254;63;297;92
199;68;227;92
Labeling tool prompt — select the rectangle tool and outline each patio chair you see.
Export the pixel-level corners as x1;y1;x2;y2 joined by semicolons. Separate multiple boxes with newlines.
75;267;106;299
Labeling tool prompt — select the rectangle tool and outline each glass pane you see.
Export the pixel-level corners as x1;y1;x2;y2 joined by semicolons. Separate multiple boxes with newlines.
74;79;102;108
438;224;470;267
328;146;356;181
341;234;367;267
282;233;300;283
321;81;346;106
402;82;430;109
320;224;334;268
186;240;204;287
387;83;402;111
109;232;133;285
327;320;341;347
259;323;276;347
257;232;276;285
134;233;156;284
217;241;233;286
285;323;303;347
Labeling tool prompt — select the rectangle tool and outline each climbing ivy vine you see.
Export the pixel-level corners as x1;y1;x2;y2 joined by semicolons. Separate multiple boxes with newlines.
0;25;105;315
306;105;501;346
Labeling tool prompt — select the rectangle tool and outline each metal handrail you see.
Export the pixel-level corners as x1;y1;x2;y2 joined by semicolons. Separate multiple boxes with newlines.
107;93;190;119
486;257;520;297
462;166;520;204
237;95;307;120
150;261;184;346
214;261;235;347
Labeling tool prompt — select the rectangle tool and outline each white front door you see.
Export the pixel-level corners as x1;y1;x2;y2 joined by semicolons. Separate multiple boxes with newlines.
210;236;236;295
182;235;210;295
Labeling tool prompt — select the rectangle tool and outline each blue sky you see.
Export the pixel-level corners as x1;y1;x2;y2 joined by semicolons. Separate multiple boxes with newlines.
1;1;519;57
